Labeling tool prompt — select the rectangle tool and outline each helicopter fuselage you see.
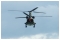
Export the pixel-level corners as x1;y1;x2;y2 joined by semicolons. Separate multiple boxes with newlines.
25;18;34;25
25;12;36;27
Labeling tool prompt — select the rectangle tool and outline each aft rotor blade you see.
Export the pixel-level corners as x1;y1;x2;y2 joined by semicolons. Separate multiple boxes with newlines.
33;12;46;14
8;10;30;12
8;10;20;11
8;10;26;12
34;16;52;17
8;10;29;16
30;7;38;12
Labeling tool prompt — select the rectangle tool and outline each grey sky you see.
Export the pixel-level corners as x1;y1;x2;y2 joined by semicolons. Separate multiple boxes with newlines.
1;1;59;39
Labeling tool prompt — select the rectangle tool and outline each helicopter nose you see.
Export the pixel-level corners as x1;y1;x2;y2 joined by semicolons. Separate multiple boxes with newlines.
29;18;31;22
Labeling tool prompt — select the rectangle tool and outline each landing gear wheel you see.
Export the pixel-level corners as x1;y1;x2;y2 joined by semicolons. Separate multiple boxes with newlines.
25;25;27;28
33;24;35;28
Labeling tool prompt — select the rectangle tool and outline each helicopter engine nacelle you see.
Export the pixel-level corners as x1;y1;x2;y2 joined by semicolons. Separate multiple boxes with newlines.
32;16;35;19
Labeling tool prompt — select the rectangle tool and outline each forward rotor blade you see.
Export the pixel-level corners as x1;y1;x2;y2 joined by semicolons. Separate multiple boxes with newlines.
23;12;29;16
30;7;38;12
16;17;26;19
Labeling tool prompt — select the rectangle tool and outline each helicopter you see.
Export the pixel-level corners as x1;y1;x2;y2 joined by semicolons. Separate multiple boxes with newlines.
9;7;52;28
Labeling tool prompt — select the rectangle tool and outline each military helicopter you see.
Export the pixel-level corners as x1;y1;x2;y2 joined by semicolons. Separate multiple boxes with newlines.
9;7;52;28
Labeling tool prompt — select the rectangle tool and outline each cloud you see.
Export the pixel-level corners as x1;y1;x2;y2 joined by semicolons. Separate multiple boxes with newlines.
17;33;58;39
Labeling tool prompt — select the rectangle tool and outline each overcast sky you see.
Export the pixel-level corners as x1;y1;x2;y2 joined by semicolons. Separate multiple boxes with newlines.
1;1;59;39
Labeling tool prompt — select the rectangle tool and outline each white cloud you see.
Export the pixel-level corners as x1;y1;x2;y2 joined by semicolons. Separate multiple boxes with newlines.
18;33;59;39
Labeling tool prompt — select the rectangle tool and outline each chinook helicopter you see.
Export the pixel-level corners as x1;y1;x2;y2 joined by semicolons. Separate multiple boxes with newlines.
9;7;52;28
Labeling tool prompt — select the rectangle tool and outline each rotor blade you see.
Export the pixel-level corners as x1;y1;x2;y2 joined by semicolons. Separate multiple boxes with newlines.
33;12;46;14
8;10;28;12
8;10;21;11
30;7;38;12
23;12;29;16
34;16;52;17
8;10;29;16
16;17;26;19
